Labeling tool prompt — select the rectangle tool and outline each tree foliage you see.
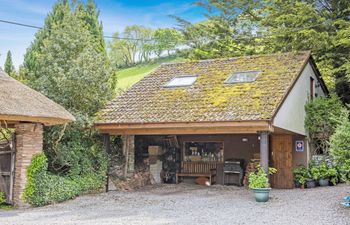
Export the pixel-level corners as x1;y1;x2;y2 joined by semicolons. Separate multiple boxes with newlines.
4;50;15;76
22;0;113;182
153;28;183;57
177;0;350;98
108;25;182;68
330;116;350;182
305;95;346;154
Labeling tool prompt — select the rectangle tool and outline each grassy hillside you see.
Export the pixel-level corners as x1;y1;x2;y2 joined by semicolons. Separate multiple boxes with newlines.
115;56;184;93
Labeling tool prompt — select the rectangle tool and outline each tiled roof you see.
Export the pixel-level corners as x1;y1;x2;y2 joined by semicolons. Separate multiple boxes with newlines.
97;51;311;124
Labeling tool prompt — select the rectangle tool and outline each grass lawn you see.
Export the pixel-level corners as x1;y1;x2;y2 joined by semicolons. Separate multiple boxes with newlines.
115;56;185;93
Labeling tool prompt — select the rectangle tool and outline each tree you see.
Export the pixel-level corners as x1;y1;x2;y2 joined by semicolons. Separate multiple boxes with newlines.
177;0;350;102
24;0;107;82
23;0;114;178
4;50;15;76
175;0;264;59
109;25;155;67
305;95;346;154
153;28;182;57
330;115;350;182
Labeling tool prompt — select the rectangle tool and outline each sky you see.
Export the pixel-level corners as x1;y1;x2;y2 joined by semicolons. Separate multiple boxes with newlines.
0;0;205;68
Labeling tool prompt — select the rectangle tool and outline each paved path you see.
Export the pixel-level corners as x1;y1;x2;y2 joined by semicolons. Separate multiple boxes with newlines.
1;184;349;225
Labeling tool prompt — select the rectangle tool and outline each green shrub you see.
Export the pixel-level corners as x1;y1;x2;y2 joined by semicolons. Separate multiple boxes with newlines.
24;153;106;207
248;166;277;189
307;161;339;185
293;166;308;185
330;115;350;182
305;95;346;154
0;192;6;205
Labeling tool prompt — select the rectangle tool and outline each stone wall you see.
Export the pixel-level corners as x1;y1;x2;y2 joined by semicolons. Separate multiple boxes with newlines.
13;123;43;207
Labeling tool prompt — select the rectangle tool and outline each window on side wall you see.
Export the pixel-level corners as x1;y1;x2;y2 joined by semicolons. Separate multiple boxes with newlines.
310;77;314;100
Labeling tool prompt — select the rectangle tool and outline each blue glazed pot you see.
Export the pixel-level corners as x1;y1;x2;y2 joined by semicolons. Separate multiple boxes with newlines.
253;188;271;202
319;179;329;187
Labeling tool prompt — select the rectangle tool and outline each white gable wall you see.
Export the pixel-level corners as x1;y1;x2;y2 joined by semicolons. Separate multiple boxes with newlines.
273;62;325;135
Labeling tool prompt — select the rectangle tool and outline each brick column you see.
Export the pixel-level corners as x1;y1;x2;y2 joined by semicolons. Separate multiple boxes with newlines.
13;123;43;207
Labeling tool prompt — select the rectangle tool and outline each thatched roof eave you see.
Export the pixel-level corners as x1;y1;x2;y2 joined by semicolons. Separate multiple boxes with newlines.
0;69;75;125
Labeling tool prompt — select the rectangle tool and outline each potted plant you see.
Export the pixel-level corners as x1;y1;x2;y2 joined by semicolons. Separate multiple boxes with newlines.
248;165;277;202
293;166;308;188
318;162;330;187
328;167;339;186
306;162;318;188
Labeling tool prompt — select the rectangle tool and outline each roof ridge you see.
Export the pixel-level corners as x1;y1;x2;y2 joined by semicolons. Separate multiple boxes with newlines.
161;50;311;66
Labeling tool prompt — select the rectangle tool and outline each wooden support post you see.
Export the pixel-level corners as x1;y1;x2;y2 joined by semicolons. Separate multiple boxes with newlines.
103;133;111;154
122;135;128;178
259;131;269;173
102;133;110;192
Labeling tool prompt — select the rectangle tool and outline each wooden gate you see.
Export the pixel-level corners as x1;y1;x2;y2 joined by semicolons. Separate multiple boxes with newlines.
271;134;293;189
0;138;16;203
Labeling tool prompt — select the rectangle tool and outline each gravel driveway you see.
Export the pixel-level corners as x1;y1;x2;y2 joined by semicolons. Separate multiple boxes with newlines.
1;183;349;225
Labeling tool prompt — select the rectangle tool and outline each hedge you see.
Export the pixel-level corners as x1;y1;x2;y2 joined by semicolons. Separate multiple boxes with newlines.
23;153;106;207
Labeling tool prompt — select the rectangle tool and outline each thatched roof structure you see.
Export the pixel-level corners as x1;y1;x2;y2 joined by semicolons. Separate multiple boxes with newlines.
0;68;75;125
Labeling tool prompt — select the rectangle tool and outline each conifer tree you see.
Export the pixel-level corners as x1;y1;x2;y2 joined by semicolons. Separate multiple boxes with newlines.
4;50;15;76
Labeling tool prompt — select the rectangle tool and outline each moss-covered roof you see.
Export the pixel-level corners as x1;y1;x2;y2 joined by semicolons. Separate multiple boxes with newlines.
97;51;311;124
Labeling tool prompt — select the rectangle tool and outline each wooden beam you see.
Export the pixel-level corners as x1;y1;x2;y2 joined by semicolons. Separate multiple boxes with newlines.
0;115;71;126
99;126;272;135
95;121;270;130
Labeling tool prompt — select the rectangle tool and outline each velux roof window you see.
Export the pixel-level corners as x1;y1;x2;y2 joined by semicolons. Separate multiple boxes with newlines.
225;71;261;84
164;75;197;88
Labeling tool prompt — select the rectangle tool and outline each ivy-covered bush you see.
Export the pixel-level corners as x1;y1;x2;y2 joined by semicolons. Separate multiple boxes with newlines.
24;153;106;207
0;192;6;205
330;116;350;182
305;95;346;154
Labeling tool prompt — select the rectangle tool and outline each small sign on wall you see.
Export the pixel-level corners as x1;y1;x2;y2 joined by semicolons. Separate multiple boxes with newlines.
295;140;304;152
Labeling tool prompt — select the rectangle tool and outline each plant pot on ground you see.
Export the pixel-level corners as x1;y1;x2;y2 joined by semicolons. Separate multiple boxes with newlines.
311;161;338;187
305;179;316;188
293;166;308;189
248;165;277;202
319;178;329;187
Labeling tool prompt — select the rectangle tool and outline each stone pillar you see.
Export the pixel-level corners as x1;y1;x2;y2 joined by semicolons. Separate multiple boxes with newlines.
127;135;135;174
13;123;43;207
259;131;269;173
122;135;135;177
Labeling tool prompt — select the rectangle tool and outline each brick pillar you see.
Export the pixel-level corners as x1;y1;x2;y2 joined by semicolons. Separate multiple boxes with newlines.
13;123;43;207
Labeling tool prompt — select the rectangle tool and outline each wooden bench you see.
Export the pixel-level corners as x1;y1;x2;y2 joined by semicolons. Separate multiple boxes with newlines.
176;162;217;185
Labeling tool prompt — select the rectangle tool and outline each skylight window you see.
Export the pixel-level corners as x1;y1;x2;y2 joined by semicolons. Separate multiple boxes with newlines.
225;71;261;84
164;75;197;88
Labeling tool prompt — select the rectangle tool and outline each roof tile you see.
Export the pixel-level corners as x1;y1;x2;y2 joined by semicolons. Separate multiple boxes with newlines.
97;51;310;124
